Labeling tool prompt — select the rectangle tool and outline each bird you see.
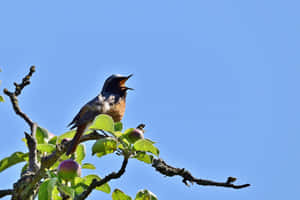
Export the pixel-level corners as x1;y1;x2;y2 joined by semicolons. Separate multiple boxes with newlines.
66;74;133;155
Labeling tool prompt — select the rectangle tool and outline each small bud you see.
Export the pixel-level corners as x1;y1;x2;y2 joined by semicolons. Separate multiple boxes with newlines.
3;88;9;94
30;66;36;72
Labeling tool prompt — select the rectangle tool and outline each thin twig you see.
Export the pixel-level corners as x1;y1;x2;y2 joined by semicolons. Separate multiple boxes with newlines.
3;66;35;131
152;158;250;189
75;155;129;200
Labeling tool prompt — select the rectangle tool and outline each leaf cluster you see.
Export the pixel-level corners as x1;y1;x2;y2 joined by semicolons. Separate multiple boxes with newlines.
0;114;159;199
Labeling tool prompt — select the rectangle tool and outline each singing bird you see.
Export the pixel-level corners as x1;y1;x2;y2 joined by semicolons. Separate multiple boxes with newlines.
66;74;133;155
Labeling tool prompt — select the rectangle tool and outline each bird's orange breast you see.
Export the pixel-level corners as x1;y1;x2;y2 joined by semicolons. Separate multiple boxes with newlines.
106;98;126;122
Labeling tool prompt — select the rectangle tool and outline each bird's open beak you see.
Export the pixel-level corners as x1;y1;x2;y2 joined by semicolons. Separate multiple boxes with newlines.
124;87;134;91
119;74;133;89
119;74;133;84
126;74;133;79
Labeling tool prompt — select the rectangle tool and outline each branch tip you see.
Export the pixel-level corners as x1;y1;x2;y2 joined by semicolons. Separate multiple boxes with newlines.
152;158;250;189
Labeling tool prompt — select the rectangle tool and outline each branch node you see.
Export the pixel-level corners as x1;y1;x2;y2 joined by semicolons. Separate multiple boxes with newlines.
3;88;10;95
226;176;237;184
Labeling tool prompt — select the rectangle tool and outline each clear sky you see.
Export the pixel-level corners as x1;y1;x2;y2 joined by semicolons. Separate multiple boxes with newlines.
0;1;299;199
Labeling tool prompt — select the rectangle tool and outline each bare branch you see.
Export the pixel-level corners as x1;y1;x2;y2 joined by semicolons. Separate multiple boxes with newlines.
0;189;13;198
4;66;41;199
3;66;35;131
75;154;129;200
24;123;39;172
152;158;250;189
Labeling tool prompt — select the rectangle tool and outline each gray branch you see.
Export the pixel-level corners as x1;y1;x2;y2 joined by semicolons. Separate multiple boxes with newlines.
3;66;35;131
24;126;39;173
152;158;250;189
0;189;13;198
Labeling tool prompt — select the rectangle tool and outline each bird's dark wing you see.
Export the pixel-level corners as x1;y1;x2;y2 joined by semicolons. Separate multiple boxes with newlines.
68;97;102;129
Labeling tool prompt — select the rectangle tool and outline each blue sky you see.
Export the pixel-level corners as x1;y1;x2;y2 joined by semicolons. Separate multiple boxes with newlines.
0;1;299;199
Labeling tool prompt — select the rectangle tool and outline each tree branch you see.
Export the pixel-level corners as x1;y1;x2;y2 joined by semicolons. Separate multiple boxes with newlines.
75;154;129;200
0;189;13;198
11;131;107;199
3;66;42;199
152;158;250;189
3;66;35;131
25;124;39;172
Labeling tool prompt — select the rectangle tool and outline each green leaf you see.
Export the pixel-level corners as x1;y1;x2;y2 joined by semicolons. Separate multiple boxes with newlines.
58;184;75;199
82;163;96;170
37;144;56;153
112;189;132;200
83;174;111;193
73;177;85;195
133;152;154;164
114;122;123;132
92;137;117;157
75;144;86;164
73;175;111;194
121;128;135;144
57;129;93;143
135;189;158;200
57;130;76;143
57;130;93;143
0;152;28;173
145;139;156;144
83;129;93;135
0;96;4;102
48;136;58;145
47;170;58;179
123;128;135;135
133;139;159;156
36;126;49;144
52;187;62;200
38;178;58;200
89;114;114;132
114;131;123;138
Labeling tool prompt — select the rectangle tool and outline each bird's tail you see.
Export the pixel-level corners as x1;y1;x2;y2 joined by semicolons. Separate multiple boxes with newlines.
66;124;87;155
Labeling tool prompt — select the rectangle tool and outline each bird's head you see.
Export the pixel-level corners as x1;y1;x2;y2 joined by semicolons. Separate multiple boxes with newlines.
101;74;133;95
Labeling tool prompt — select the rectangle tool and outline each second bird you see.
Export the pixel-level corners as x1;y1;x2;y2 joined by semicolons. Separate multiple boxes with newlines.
66;74;133;155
